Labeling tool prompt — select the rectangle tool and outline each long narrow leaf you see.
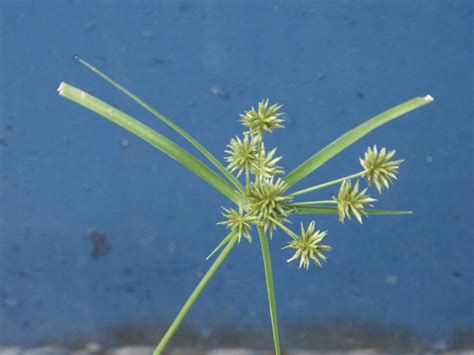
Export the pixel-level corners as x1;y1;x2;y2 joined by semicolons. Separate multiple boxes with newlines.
75;57;244;193
292;205;412;215
153;232;238;354
258;226;281;355
284;96;434;188
58;82;240;203
206;232;234;260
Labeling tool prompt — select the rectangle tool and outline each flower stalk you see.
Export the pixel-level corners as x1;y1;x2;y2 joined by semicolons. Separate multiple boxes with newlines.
289;171;365;197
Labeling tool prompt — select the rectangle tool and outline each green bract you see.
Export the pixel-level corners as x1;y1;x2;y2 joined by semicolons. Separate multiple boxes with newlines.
59;57;433;355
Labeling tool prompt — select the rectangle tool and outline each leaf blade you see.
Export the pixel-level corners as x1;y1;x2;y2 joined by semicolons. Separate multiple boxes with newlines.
75;57;244;193
58;82;240;203
292;205;412;215
284;96;434;188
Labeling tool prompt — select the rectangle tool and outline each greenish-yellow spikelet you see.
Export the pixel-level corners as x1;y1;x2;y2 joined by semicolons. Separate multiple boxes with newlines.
256;142;284;178
360;145;404;193
333;180;377;224
283;221;332;269
245;178;293;236
240;99;284;137
218;207;257;243
224;135;260;177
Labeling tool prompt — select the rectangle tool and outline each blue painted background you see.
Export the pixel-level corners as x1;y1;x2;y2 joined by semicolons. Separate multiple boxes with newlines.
0;0;472;351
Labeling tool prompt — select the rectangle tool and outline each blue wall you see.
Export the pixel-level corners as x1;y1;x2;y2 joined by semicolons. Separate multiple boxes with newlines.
0;0;472;350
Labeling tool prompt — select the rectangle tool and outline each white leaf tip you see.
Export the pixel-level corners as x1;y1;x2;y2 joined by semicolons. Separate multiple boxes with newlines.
57;82;66;95
422;94;434;102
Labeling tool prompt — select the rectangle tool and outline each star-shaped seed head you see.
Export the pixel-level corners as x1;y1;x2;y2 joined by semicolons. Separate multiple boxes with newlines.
245;178;293;235
224;135;260;177
255;142;284;178
240;99;284;136
218;207;257;243
284;221;332;269
360;145;404;193
333;180;377;224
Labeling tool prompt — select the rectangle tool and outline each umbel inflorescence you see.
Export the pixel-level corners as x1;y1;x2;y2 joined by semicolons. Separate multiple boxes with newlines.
58;57;433;355
220;100;403;269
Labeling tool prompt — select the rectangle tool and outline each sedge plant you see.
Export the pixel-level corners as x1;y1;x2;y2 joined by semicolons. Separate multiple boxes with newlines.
58;57;433;354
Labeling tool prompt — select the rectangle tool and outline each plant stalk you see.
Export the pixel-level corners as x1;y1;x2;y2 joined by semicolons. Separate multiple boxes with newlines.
289;171;365;197
258;226;281;355
153;233;238;355
292;200;337;206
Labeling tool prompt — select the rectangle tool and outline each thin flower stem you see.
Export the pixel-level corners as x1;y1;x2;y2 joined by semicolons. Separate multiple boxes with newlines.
292;200;337;206
289;171;365;197
267;216;299;240
153;232;238;355
258;226;281;355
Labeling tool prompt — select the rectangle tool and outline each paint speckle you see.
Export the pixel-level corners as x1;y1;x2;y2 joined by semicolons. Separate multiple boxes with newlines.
89;230;111;258
384;275;399;286
210;86;230;100
120;139;130;148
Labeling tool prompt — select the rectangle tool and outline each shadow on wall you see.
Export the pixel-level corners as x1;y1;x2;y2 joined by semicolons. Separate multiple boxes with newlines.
64;318;473;352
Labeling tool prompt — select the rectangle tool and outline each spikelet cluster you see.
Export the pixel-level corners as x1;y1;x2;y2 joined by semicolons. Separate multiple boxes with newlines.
240;99;284;136
284;221;332;269
218;207;257;243
333;180;376;223
218;100;407;270
360;145;404;193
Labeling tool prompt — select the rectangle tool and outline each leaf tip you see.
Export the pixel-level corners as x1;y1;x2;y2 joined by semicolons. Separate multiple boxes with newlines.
421;95;434;102
57;82;66;95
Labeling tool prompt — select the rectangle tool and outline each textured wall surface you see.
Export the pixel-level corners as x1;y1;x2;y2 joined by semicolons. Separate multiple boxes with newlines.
0;0;472;351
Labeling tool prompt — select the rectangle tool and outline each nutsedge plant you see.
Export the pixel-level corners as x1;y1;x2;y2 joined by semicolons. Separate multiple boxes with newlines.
58;57;433;354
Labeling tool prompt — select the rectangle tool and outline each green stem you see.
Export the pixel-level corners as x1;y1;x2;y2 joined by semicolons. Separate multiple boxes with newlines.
258;226;281;355
153;233;238;355
267;216;299;240
292;200;337;206
289;171;365;197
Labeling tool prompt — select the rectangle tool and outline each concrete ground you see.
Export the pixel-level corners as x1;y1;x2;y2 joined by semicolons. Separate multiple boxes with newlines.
0;346;473;355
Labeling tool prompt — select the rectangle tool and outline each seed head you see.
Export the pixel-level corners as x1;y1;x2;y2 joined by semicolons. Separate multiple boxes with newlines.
256;143;284;178
245;178;293;235
360;145;404;193
333;180;376;223
218;207;257;243
240;99;284;136
225;135;260;177
284;221;332;269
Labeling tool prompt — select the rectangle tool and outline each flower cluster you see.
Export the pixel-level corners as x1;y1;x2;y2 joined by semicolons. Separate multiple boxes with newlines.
360;145;404;193
284;221;332;269
218;207;257;243
240;99;284;136
333;180;376;223
218;99;405;269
